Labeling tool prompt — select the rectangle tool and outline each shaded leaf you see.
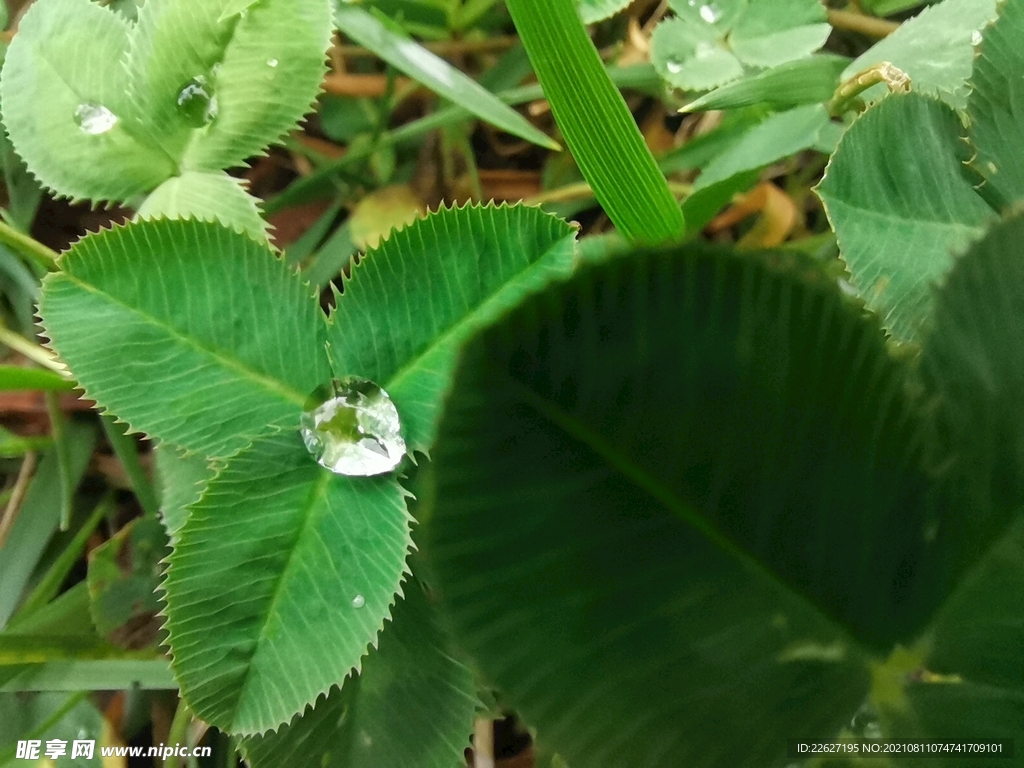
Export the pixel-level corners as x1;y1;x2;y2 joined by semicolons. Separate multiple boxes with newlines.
426;244;955;766
967;0;1024;208
682;104;837;232
920;212;1024;521
843;0;998;110
816;94;994;342
87;517;169;641
695;104;835;190
163;429;413;734
241;581;478;768
39;219;331;459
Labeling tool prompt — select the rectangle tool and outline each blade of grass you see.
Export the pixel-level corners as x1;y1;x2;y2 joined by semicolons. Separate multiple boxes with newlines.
335;4;559;151
0;321;64;373
0;692;87;766
0;219;56;271
13;494;113;622
0;452;37;547
266;64;661;214
0;422;96;630
101;415;159;518
44;392;73;531
0;365;75;392
0;660;176;691
504;0;685;243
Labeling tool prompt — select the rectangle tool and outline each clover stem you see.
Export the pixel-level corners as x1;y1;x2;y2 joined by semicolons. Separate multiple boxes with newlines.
0;219;58;270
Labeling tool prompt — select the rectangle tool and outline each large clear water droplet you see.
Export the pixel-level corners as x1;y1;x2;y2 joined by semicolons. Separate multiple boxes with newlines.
351;594;365;608
971;29;983;46
74;103;118;135
176;76;218;127
300;377;407;476
666;58;683;74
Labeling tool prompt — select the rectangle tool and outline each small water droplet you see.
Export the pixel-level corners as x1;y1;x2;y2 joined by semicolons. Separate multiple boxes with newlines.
74;103;118;135
351;594;365;608
972;29;983;46
837;278;858;297
699;3;722;23
176;76;218;127
267;58;279;68
666;58;683;74
300;377;407;476
850;703;882;739
694;41;718;59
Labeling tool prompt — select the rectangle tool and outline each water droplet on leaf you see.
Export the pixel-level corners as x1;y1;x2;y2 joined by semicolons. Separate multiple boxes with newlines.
666;58;683;74
74;103;118;135
176;76;219;127
694;41;718;59
972;29;983;46
351;594;365;608
699;3;722;23
850;703;882;739
267;58;279;68
300;377;407;476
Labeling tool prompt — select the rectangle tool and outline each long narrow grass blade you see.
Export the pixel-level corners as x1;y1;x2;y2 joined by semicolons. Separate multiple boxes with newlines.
505;0;685;243
335;4;559;151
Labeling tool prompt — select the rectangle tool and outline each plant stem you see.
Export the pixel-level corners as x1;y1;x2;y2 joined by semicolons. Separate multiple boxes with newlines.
828;9;900;38
829;61;911;115
165;697;193;768
0;322;65;373
473;718;495;768
0;220;58;270
0;450;37;547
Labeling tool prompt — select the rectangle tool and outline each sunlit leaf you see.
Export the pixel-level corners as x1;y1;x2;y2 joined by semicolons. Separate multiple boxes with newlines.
39;219;330;459
163;430;413;734
0;0;174;201
327;203;578;455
